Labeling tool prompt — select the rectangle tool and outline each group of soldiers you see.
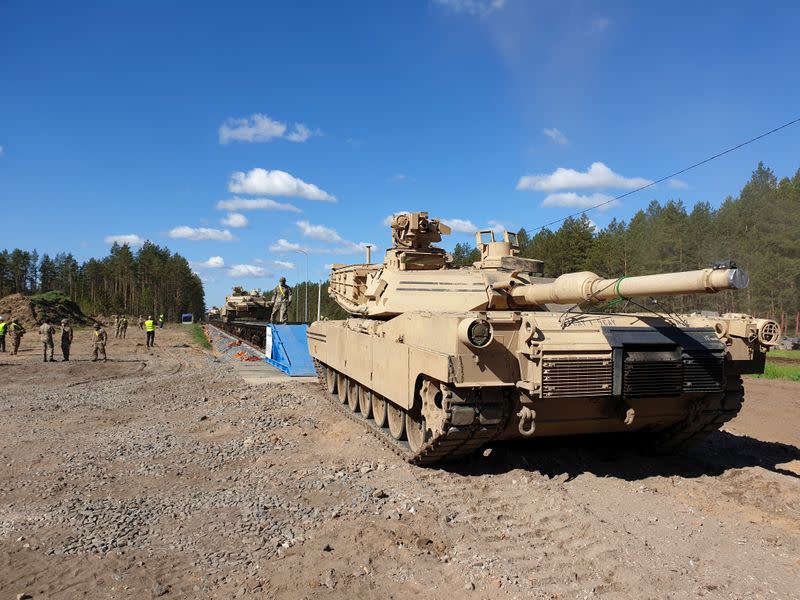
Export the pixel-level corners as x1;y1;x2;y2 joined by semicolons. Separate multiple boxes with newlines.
0;312;165;362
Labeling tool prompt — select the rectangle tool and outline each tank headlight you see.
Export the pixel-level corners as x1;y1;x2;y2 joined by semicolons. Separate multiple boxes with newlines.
756;320;781;346
459;318;493;349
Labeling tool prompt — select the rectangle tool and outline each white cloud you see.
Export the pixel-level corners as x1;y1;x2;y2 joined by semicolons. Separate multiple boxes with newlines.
0;145;4;156
270;237;372;256
433;0;506;17
227;264;267;278
389;173;410;182
296;220;345;243
273;260;296;269
442;218;478;233
104;234;144;246
228;168;336;202
220;212;248;228
517;162;652;193
541;192;620;211
219;113;320;144
668;178;689;189
487;219;507;233
590;17;612;33
199;256;225;269
285;123;316;142
270;239;306;253
216;197;301;213
543;128;569;145
168;226;236;241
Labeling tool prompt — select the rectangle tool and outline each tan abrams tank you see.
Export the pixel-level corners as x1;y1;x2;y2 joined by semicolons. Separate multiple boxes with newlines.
307;212;780;465
220;286;272;322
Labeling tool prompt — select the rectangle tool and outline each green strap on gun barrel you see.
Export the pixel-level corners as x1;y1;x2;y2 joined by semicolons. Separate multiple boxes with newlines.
604;275;629;307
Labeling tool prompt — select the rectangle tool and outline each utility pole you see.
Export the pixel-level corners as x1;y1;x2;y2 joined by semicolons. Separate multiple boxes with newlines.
293;249;309;323
317;281;322;321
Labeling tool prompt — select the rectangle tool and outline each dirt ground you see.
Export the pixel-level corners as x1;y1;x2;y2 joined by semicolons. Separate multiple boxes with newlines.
1;326;798;600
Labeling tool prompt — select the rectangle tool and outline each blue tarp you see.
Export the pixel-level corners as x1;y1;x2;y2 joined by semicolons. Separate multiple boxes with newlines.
263;324;316;376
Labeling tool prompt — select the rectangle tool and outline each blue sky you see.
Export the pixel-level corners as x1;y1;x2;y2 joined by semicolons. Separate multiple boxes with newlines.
2;0;799;305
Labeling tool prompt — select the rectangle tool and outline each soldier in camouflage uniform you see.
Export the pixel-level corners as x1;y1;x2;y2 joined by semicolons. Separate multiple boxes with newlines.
271;277;292;324
39;320;56;362
92;323;108;362
60;319;74;361
9;318;26;355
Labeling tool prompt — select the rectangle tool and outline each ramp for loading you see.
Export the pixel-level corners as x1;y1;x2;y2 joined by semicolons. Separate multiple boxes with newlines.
206;323;317;381
264;324;316;376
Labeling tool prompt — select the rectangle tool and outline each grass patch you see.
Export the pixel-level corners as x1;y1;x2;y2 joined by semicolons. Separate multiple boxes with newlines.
768;349;800;360
751;362;800;382
189;323;212;350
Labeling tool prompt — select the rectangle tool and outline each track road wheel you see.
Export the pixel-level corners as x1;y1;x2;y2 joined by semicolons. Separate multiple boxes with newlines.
405;404;428;453
372;394;388;428
337;373;349;404
387;403;406;440
358;385;373;418
347;378;360;412
325;366;337;394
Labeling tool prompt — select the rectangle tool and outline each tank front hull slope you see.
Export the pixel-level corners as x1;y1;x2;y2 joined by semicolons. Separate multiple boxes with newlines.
307;311;745;464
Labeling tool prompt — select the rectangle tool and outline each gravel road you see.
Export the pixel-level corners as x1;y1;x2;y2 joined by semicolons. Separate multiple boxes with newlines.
1;326;798;599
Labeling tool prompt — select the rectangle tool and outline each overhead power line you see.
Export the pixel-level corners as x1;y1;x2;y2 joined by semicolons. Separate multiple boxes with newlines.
529;115;800;233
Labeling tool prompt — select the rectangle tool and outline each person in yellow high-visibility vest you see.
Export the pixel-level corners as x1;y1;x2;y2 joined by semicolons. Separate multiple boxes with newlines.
0;316;7;352
91;323;108;362
144;315;156;348
270;277;292;324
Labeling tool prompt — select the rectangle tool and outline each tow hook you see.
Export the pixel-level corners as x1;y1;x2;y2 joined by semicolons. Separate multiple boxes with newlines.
615;399;636;426
516;406;536;436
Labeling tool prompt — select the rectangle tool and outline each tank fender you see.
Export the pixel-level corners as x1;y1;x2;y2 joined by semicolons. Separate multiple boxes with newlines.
403;348;457;410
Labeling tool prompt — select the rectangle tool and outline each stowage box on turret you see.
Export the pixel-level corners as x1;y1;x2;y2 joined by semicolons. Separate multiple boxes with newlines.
307;212;780;465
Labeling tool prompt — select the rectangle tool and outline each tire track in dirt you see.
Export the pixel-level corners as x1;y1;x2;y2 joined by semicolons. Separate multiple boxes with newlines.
418;468;663;596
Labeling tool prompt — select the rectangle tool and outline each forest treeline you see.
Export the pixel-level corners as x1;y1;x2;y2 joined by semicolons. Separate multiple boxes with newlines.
452;162;800;318
0;242;205;320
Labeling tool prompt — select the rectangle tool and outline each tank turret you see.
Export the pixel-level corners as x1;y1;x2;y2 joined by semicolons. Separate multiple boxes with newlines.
309;211;778;465
329;212;749;318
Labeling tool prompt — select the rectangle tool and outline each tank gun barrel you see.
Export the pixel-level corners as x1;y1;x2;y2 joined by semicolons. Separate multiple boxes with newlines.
509;267;748;306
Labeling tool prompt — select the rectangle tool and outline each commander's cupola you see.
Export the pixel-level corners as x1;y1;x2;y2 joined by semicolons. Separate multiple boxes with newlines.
384;212;451;271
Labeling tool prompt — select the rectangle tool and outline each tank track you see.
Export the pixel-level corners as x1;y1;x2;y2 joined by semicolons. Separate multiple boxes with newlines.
313;360;504;466
645;375;745;452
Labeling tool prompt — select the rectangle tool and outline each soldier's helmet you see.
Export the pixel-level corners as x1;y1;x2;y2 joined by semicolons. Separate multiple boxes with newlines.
94;323;101;329
280;277;286;283
61;319;68;324
148;315;153;319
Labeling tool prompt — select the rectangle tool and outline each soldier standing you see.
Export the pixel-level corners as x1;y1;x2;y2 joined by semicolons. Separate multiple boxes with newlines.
158;313;165;329
60;319;74;361
9;318;26;355
271;277;292;324
92;323;107;362
0;316;6;352
144;315;156;348
119;315;128;339
39;320;57;362
113;314;120;338
138;315;144;330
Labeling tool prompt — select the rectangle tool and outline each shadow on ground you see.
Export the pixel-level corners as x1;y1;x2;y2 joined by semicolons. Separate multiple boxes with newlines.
444;430;800;482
